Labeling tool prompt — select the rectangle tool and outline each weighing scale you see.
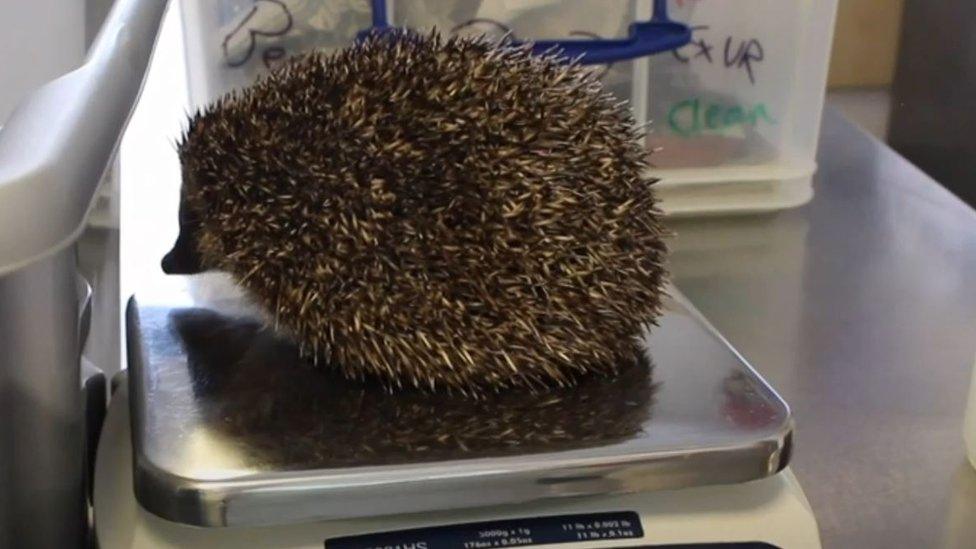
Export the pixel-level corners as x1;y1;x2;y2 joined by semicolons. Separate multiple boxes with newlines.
93;274;820;548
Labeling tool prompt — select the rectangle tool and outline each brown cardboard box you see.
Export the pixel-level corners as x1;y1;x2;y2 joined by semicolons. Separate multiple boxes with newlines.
828;0;904;88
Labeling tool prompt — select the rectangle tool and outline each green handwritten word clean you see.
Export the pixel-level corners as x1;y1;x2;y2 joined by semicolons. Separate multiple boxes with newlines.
667;98;775;137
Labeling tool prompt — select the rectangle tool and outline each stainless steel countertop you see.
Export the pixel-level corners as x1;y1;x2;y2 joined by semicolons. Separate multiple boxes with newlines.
119;8;976;547
668;110;976;548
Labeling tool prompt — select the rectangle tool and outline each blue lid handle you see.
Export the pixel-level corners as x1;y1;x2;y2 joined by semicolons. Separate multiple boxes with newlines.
524;0;691;64
364;0;691;64
371;0;390;30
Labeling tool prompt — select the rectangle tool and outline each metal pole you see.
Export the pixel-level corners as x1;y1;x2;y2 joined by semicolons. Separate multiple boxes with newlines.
0;247;84;547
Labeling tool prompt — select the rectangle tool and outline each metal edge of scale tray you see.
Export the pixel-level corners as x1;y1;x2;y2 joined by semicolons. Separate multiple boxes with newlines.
123;273;793;528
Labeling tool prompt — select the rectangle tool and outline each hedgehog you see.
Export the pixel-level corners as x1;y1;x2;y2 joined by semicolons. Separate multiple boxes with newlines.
165;30;668;393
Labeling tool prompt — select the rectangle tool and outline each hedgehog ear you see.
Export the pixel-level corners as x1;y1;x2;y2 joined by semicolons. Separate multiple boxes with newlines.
161;193;206;274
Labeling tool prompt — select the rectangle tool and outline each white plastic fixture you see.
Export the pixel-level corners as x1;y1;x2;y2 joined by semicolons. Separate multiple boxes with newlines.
0;0;168;545
0;0;166;275
0;1;85;126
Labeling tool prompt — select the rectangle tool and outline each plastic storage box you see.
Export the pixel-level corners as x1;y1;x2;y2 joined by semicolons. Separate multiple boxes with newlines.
180;0;838;215
647;0;838;214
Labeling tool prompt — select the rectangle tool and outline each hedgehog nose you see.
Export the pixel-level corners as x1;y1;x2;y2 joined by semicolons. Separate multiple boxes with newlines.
161;235;205;275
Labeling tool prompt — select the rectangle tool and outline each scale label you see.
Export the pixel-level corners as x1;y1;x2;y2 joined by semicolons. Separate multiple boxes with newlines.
325;511;643;549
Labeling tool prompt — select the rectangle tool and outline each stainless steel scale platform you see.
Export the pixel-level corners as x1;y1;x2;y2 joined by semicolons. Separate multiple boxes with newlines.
94;274;820;548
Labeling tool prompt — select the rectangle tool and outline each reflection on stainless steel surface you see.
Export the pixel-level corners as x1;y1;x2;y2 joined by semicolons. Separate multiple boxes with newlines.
167;306;656;466
125;275;790;527
669;110;976;548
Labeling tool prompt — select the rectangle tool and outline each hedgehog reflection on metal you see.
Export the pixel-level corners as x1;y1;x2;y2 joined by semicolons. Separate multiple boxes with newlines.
172;308;656;467
176;30;668;393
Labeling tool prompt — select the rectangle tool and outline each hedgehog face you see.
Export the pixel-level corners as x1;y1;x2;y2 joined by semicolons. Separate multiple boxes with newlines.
171;31;668;393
